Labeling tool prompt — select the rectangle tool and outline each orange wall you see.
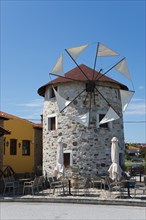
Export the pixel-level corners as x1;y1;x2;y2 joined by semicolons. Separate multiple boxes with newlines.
3;118;34;173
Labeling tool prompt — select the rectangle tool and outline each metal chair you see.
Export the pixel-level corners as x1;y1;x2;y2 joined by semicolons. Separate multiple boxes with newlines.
37;175;44;192
134;180;146;198
105;176;123;198
23;176;39;195
48;176;66;195
91;175;105;190
3;176;19;196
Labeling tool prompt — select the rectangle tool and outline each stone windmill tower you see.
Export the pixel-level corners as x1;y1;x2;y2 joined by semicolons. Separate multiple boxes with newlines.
38;43;134;177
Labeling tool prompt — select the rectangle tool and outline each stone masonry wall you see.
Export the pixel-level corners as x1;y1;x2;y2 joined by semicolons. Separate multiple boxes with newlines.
42;81;125;177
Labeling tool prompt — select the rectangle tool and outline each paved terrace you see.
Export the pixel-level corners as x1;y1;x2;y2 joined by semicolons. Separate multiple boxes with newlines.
0;186;145;207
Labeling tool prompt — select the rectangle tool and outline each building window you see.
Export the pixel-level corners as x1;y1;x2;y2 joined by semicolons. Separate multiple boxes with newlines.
22;140;30;156
99;114;108;128
10;139;17;155
63;150;73;168
50;86;57;98
48;114;57;130
64;153;70;168
96;112;112;129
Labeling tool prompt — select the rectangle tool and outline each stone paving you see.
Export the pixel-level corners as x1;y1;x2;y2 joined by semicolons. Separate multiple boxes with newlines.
0;187;145;207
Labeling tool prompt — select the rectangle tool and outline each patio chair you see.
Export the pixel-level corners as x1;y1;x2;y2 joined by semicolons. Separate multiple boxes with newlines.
70;176;91;196
134;180;146;198
48;176;66;195
105;176;123;198
3;176;19;196
120;178;136;198
23;176;39;195
37;175;44;192
91;175;105;190
80;177;91;196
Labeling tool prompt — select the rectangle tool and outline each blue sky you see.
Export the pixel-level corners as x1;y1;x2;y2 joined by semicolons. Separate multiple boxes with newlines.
1;0;145;143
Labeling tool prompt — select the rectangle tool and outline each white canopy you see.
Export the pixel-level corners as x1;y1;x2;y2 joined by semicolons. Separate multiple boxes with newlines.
115;58;131;80
120;90;134;112
97;43;119;57
50;54;64;77
53;88;71;112
108;137;122;181
99;107;120;125
66;44;89;60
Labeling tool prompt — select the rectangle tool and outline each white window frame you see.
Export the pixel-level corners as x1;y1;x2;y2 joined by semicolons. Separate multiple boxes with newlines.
47;113;57;130
63;150;73;167
96;112;112;129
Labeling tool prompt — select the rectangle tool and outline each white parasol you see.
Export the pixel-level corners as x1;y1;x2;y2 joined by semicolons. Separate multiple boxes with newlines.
108;137;122;181
53;137;65;179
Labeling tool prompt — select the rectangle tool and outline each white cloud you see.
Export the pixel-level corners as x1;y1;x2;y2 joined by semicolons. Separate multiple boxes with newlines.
125;98;146;115
22;112;43;121
132;98;145;102
17;99;43;108
15;99;43;122
138;85;144;90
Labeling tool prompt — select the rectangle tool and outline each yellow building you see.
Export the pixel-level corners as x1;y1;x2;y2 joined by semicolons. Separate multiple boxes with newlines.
0;111;42;174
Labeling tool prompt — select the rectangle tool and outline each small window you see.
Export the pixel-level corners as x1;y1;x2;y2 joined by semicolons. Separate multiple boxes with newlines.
99;114;108;128
22;140;30;156
48;117;56;130
50;86;57;98
63;150;73;168
64;153;70;168
10;139;17;155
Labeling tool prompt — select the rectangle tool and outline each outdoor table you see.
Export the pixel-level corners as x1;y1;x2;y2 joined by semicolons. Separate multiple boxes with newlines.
18;178;32;187
91;176;105;189
18;178;32;183
68;179;72;195
121;179;136;198
61;178;72;195
68;177;78;195
18;178;32;194
68;177;85;195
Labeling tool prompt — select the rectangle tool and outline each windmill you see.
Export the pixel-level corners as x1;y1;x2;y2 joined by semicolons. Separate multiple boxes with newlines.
49;42;134;127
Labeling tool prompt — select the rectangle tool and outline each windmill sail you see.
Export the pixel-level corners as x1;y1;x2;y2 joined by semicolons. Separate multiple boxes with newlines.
99;107;120;124
114;58;131;80
73;112;89;127
50;54;64;77
66;44;89;60
120;90;134;112
53;88;71;112
97;43;119;57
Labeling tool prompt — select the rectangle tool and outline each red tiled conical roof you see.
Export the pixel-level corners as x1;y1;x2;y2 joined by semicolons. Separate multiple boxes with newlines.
38;64;128;96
